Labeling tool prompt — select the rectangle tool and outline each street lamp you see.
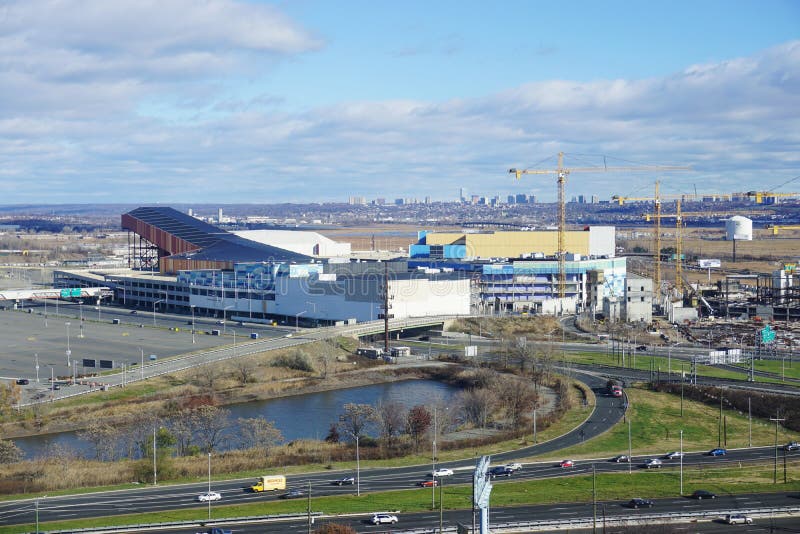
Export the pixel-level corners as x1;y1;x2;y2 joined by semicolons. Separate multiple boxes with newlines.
223;305;234;334
153;299;165;327
207;452;212;520
191;305;196;344
78;300;84;338
65;322;71;366
295;310;307;332
679;429;684;495
232;330;236;359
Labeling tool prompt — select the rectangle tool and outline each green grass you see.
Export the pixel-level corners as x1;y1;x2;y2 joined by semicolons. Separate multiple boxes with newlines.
6;461;800;534
563;350;785;384
539;386;800;461
730;359;800;381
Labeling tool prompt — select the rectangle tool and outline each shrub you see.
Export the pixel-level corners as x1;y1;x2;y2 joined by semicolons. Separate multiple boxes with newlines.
272;351;314;372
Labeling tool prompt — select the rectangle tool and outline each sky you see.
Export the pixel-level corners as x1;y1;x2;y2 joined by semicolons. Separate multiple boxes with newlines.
0;0;798;204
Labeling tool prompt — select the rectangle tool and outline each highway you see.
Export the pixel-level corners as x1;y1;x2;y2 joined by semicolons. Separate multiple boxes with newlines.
3;369;800;529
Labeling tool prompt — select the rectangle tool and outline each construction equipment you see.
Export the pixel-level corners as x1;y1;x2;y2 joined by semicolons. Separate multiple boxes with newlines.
510;153;688;299
767;225;800;235
746;191;800;204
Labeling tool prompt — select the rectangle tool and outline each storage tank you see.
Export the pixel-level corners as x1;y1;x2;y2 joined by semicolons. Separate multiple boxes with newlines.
725;216;752;241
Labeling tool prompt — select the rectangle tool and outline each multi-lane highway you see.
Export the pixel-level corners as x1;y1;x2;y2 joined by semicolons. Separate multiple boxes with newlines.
3;369;799;530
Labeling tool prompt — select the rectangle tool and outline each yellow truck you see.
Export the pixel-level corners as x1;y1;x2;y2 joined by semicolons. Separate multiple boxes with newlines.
250;475;286;492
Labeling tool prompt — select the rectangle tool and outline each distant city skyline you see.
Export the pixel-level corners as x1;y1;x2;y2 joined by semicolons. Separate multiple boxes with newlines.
0;0;798;204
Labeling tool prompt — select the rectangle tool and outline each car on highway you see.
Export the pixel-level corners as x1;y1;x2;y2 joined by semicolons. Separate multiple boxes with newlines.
418;479;438;487
708;448;727;456
643;458;662;469
489;466;514;478
331;476;355;486
611;455;630;463
690;489;716;499
626;498;653;509
784;441;800;451
559;459;575;468
430;468;454;477
280;488;306;499
15;378;29;385
504;462;523;471
664;451;683;459
725;514;753;525
636;345;647;351
371;513;398;525
196;491;221;502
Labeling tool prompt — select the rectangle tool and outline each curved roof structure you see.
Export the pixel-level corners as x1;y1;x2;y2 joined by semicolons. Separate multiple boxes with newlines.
122;207;311;273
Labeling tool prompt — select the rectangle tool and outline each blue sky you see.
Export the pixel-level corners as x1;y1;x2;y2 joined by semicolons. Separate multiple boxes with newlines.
0;0;798;204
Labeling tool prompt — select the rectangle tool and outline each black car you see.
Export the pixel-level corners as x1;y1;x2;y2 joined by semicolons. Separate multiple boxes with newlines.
15;378;29;385
280;489;306;499
331;476;355;486
489;466;514;478
627;498;653;509
636;345;647;352
690;489;716;499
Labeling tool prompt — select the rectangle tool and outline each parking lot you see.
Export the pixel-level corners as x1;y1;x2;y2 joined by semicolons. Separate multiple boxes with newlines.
0;301;289;394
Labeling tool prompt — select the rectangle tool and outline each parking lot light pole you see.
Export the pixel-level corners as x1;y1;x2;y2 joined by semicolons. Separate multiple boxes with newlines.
78;300;84;338
65;322;71;366
191;305;196;344
153;299;164;327
295;310;307;332
627;419;632;474
207;452;212;520
223;305;234;334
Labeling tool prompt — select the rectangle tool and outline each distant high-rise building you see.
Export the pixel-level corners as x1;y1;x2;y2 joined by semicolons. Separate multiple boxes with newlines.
578;195;586;204
395;198;405;205
459;187;467;202
218;208;223;222
528;194;536;204
348;196;366;205
591;195;599;204
375;198;386;205
471;195;480;205
425;196;432;204
507;195;516;204
187;208;193;216
515;193;528;204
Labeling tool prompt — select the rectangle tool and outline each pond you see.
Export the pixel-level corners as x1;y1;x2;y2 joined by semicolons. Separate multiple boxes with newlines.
13;379;457;459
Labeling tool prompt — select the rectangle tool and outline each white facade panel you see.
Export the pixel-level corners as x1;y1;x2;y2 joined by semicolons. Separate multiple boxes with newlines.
588;226;616;257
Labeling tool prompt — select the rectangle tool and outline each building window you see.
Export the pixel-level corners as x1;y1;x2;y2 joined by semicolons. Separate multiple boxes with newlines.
641;297;645;302
640;286;644;291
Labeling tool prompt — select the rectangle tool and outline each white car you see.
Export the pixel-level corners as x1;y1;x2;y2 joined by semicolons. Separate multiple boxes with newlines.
725;514;753;525
643;458;662;468
431;468;454;477
371;513;398;525
664;451;683;459
504;462;523;471
196;491;221;502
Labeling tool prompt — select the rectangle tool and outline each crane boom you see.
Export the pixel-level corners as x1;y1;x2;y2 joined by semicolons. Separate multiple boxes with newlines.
510;153;689;301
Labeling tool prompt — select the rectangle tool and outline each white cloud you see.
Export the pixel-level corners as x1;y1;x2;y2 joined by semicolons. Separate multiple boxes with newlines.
0;5;797;205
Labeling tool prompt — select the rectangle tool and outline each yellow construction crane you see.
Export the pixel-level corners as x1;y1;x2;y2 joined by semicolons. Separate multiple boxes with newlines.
768;224;800;235
612;182;698;292
643;202;762;291
614;187;733;292
510;153;688;299
747;191;800;204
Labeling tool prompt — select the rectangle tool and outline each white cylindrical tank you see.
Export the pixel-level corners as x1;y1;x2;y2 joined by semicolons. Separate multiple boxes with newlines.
725;216;752;241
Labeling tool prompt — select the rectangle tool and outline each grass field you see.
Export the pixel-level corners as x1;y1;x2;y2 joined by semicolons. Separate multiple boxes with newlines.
539;386;800;461
7;461;800;534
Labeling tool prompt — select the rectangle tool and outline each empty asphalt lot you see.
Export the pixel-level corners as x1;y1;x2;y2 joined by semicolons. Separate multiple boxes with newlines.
0;302;289;383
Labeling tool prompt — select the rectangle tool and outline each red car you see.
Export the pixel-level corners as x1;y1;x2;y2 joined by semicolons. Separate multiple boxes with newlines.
560;460;575;468
418;480;439;487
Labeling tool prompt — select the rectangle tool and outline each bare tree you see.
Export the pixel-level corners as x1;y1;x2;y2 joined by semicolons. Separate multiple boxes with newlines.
377;400;406;444
495;377;539;427
169;413;195;456
406;405;432;451
232;358;256;386
457;388;496;428
0;439;22;464
194;364;222;390
238;417;283;456
191;405;231;453
337;403;378;442
0;382;21;416
78;421;120;461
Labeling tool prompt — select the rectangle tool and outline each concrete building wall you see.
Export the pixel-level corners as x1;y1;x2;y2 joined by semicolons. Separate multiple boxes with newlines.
624;274;653;323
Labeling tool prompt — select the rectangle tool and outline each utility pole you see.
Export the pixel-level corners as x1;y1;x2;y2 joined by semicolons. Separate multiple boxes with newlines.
307;481;312;534
770;413;786;484
748;397;752;447
627;419;632;475
679;429;684;495
592;463;597;533
439;475;444;533
718;388;723;448
153;427;157;485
